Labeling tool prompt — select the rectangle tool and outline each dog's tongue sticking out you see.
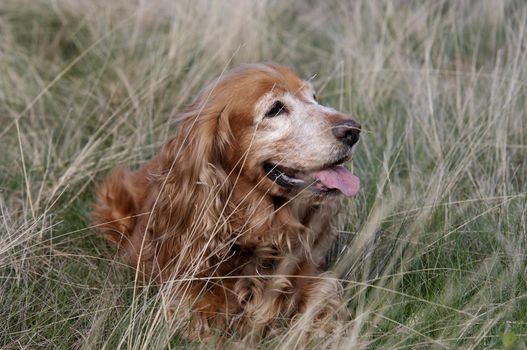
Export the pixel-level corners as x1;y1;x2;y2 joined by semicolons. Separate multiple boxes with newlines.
313;166;360;197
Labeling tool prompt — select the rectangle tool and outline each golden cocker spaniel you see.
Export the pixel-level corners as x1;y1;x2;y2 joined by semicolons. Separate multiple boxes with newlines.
93;63;361;341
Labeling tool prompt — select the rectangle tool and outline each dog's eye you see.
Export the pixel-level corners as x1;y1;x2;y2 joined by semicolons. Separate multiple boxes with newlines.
265;101;288;118
313;93;317;101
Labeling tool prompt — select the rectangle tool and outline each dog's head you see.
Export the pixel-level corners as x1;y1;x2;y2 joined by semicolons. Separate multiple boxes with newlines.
172;63;360;201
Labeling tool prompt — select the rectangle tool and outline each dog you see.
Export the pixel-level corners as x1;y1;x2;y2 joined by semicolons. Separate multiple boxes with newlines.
93;63;361;341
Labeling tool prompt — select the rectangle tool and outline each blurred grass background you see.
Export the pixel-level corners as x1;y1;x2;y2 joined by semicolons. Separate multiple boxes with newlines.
0;0;526;348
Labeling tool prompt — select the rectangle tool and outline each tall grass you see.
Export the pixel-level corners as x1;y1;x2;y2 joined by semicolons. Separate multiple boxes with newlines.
1;0;526;348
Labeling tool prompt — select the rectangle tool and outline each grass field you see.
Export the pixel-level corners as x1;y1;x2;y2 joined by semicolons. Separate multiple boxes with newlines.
1;0;526;348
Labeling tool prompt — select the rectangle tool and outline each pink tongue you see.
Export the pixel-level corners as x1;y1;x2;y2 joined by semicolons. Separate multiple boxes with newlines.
313;166;360;197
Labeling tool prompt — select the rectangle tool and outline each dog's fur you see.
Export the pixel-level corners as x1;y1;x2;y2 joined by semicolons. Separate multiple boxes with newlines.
93;63;360;341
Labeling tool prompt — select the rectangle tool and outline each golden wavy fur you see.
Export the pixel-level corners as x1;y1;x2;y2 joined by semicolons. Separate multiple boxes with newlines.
93;63;361;342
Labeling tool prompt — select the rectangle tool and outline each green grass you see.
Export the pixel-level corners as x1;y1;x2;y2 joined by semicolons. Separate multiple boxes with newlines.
1;0;526;348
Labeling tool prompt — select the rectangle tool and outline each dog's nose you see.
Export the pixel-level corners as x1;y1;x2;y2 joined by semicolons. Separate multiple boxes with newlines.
332;119;361;147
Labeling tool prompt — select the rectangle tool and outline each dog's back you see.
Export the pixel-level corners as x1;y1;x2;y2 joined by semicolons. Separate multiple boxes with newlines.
93;165;152;247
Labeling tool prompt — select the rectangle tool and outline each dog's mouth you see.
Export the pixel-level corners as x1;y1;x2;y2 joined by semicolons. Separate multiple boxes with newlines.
263;157;360;197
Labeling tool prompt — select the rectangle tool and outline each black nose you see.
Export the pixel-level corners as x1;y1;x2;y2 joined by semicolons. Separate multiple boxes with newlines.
332;119;361;147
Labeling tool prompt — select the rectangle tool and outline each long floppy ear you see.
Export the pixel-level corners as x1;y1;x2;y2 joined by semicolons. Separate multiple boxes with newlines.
150;86;234;279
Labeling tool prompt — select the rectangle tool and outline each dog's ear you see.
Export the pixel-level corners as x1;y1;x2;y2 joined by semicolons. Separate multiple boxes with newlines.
164;106;231;186
150;85;234;279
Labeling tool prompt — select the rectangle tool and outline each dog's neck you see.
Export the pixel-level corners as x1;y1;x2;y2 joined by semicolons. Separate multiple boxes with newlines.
271;195;287;209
